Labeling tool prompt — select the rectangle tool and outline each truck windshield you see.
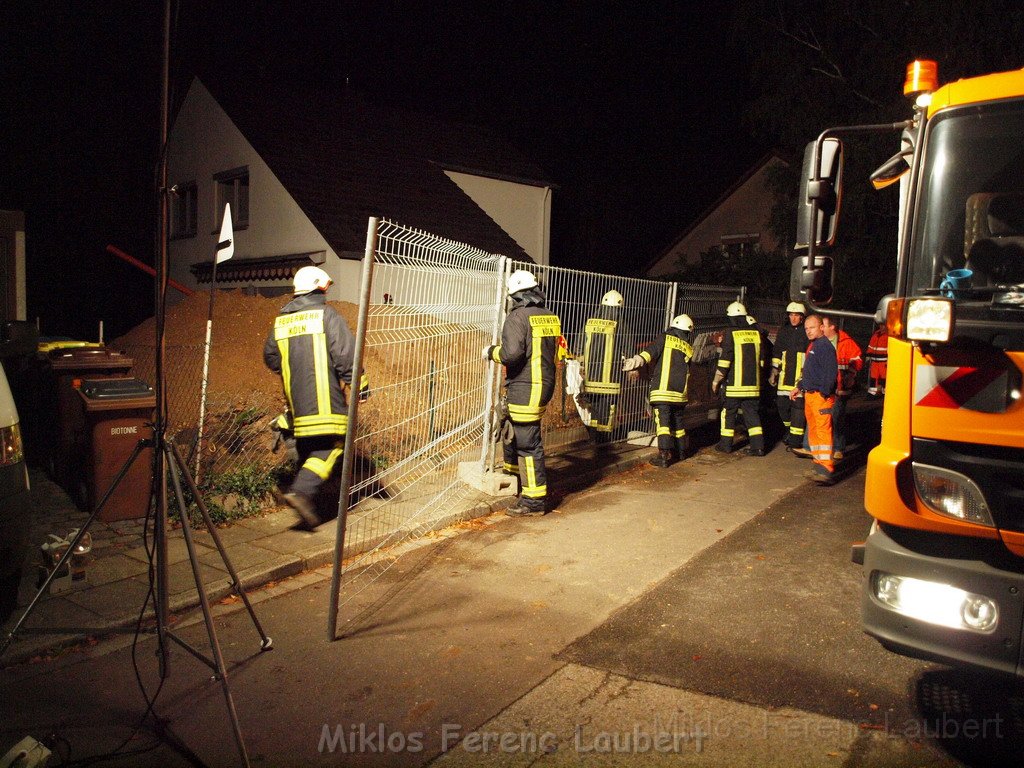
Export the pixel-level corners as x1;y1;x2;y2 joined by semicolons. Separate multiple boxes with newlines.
908;100;1024;295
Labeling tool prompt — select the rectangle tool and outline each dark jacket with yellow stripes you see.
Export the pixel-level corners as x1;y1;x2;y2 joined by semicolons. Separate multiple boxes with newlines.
581;307;624;396
717;318;765;399
772;321;808;394
263;292;354;438
489;290;561;424
640;328;692;404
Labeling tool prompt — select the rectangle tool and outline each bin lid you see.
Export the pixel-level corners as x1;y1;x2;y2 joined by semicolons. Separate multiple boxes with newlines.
38;340;104;354
80;377;154;399
47;346;132;372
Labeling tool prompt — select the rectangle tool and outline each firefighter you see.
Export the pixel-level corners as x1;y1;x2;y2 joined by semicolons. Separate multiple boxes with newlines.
623;314;694;467
712;300;766;455
770;301;808;449
263;265;368;530
581;289;625;445
483;270;561;516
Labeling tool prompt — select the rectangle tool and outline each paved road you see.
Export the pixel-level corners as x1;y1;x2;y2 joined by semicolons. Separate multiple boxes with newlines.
2;436;1017;767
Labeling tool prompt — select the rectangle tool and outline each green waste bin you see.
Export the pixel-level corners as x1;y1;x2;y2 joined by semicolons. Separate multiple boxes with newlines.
77;377;155;521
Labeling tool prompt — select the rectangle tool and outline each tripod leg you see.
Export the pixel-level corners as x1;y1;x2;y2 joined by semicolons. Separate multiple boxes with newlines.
167;441;271;650
0;439;149;659
165;446;251;768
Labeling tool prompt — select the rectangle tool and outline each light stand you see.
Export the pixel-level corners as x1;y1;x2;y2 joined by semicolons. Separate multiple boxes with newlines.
0;3;270;766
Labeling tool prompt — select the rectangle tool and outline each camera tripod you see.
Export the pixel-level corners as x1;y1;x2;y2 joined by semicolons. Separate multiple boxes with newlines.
0;422;272;768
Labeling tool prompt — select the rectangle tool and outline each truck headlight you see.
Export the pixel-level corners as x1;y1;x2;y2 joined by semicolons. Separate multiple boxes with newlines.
872;572;999;633
912;463;994;526
0;422;23;466
905;298;953;342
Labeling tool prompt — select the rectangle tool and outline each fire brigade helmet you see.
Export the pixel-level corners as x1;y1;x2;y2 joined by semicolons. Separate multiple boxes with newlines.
601;289;624;307
670;314;694;332
507;269;538;296
726;301;747;317
293;266;332;295
746;315;757;326
786;301;807;315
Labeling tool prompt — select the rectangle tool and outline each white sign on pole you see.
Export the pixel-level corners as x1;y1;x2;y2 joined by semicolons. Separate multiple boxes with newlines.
216;203;234;263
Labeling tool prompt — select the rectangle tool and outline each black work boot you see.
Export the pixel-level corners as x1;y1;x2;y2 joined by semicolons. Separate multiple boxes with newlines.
715;439;733;454
676;436;689;460
284;492;321;530
649;450;676;468
506;496;547;516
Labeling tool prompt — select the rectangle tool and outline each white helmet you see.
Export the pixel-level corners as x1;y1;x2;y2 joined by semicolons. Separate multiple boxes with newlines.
746;315;757;326
293;265;332;295
726;301;747;317
786;301;807;314
670;314;694;332
507;269;538;296
601;289;624;307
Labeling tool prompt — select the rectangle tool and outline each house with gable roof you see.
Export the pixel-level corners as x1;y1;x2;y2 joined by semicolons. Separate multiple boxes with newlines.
166;76;554;302
644;153;787;277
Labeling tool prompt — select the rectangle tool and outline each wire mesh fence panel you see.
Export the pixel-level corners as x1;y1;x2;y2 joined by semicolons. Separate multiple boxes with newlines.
675;283;744;323
337;220;503;603
509;263;678;451
113;341;283;519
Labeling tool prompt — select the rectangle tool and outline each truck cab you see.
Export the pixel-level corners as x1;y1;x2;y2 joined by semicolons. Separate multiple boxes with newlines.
796;63;1024;676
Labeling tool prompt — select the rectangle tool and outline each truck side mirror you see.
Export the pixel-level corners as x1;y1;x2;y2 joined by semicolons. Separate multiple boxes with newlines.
795;138;844;250
790;255;834;306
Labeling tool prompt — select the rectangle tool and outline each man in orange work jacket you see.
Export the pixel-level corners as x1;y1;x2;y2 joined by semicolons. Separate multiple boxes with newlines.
821;316;862;460
791;313;837;484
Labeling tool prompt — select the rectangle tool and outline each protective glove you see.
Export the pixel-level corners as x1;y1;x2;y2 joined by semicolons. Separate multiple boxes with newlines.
358;373;371;402
711;370;724;394
622;354;645;372
482;344;497;361
500;419;515;445
768;368;779;387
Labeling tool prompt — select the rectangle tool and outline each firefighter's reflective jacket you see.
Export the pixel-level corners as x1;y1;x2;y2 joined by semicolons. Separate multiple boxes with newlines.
581;310;623;396
772;321;808;394
263;292;355;437
489;294;561;424
639;328;692;403
717;325;764;398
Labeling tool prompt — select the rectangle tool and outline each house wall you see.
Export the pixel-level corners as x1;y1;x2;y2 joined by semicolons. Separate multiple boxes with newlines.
444;171;552;265
167;80;355;303
0;210;26;323
646;158;785;277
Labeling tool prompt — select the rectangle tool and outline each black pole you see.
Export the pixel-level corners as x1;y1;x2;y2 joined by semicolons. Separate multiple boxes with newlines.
154;0;171;676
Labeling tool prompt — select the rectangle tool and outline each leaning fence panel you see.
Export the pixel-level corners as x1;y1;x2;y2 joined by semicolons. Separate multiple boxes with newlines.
335;220;503;605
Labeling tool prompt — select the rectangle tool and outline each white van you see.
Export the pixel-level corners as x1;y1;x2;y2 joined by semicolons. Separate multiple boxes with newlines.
0;359;30;622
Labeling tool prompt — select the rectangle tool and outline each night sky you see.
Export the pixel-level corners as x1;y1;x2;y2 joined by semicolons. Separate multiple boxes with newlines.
2;1;764;340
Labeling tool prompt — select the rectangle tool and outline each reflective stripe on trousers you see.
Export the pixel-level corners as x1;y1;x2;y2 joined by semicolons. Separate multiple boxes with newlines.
804;391;835;474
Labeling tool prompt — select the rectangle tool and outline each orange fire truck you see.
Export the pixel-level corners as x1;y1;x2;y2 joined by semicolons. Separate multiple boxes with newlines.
795;61;1024;675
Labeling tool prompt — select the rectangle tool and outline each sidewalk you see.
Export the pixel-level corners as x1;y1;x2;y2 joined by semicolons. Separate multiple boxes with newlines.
1;405;962;767
2;440;662;666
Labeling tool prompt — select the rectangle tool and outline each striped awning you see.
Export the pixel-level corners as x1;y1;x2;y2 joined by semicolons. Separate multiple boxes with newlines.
190;251;326;284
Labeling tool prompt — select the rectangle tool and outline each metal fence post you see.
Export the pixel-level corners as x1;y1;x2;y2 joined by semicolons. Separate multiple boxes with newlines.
666;282;678;328
327;217;378;641
479;255;507;472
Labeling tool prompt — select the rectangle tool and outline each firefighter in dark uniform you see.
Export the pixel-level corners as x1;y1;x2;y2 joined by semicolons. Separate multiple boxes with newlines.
581;289;625;444
484;270;561;516
623;314;695;468
712;300;766;455
770;301;808;450
264;266;368;529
